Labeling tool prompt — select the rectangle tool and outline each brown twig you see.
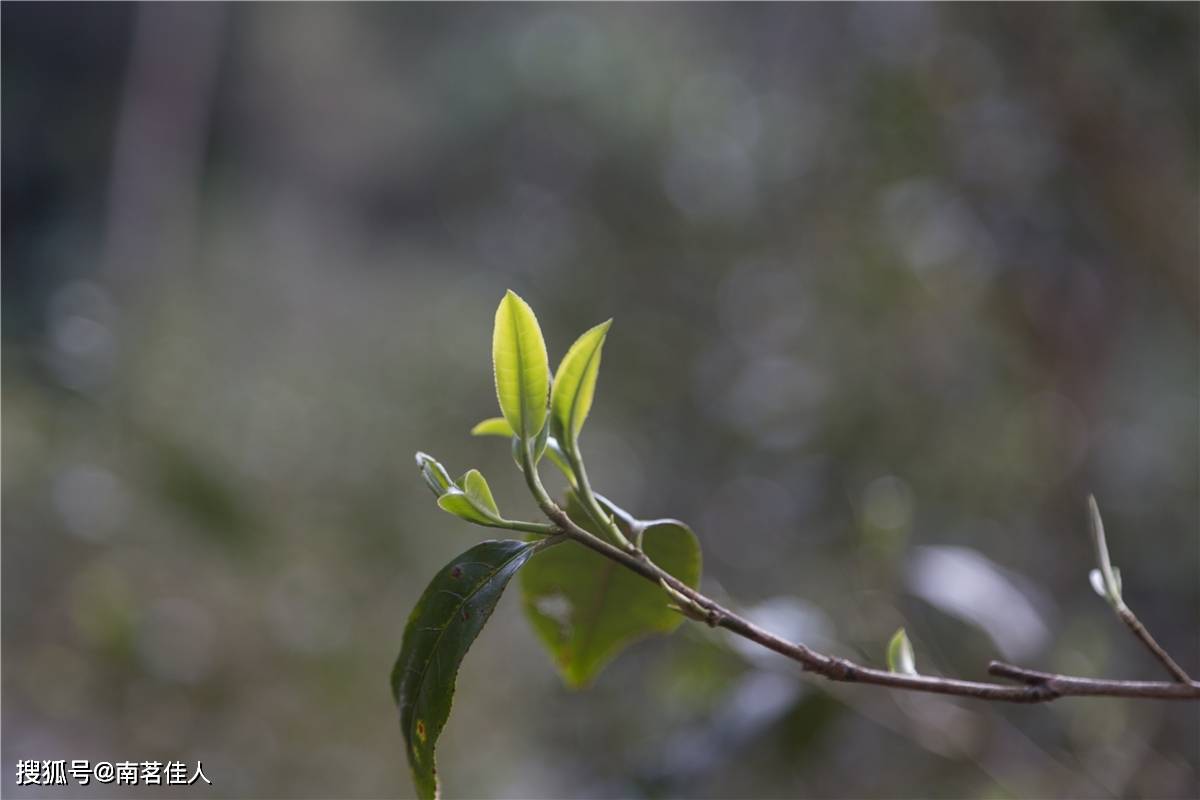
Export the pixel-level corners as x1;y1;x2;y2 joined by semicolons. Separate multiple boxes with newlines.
532;495;1200;704
1112;605;1192;684
1086;496;1193;684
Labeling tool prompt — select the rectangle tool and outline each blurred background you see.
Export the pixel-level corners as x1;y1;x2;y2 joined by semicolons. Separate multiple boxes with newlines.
3;3;1198;798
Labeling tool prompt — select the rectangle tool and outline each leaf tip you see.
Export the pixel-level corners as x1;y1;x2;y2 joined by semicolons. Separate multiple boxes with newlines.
498;289;535;316
1087;494;1103;530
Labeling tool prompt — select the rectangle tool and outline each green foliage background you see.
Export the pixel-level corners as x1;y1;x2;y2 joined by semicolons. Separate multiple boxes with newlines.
3;3;1198;798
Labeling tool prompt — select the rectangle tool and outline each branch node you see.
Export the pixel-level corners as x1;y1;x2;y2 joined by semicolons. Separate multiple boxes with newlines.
988;661;1048;686
1030;683;1062;701
827;657;855;681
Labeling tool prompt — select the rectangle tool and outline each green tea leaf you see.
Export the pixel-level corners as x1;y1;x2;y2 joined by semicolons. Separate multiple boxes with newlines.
392;540;537;800
415;452;455;497
470;417;515;437
1087;495;1124;607
461;469;500;517
437;489;503;527
474;417;576;484
886;627;916;675
492;290;550;442
520;490;702;687
532;416;551;464
550;319;612;447
509;423;550;470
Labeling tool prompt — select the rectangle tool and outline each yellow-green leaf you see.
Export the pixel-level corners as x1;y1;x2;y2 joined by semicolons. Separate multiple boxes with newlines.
886;627;917;675
461;469;500;517
550;319;612;447
492;290;549;441
470;417;515;437
437;489;502;526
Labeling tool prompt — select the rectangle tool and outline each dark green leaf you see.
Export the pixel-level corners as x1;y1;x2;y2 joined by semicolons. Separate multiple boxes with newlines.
391;540;537;800
521;491;702;687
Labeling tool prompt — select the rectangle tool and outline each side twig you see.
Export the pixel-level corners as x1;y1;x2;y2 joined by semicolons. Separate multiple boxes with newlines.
1087;496;1192;683
532;492;1200;704
1113;607;1192;683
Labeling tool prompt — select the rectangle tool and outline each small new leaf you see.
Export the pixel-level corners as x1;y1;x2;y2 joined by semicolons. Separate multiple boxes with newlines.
887;628;917;675
461;469;500;517
470;417;515;437
1087;495;1124;607
532;416;551;464
392;540;537;800
509;420;551;470
1088;567;1122;603
474;417;576;484
415;452;455;498
437;489;504;527
492;290;550;442
550;319;612;448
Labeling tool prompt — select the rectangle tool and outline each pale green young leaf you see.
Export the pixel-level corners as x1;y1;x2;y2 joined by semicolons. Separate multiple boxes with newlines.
509;419;550;470
532;416;550;463
1088;567;1122;601
542;443;576;484
550;319;612;447
437;489;503;526
461;469;500;517
1087;495;1124;607
476;416;576;484
415;452;454;497
492;290;549;441
886;627;917;675
470;417;515;437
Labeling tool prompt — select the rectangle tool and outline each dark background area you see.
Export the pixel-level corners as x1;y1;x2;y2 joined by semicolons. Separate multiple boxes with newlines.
3;3;1198;798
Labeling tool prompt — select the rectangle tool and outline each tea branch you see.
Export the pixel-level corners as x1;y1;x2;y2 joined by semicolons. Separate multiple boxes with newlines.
521;452;1199;703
